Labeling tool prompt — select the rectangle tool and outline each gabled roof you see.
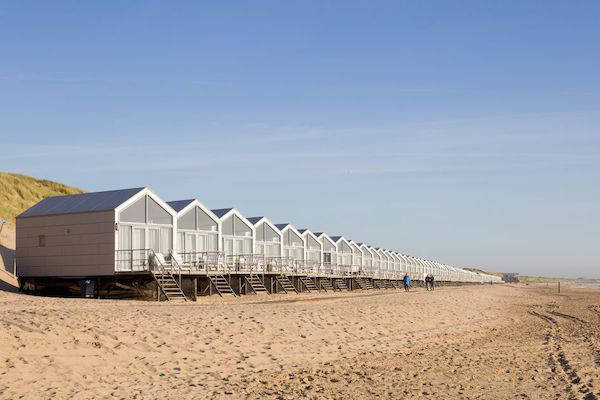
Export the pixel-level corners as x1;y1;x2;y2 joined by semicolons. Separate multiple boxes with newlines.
18;187;146;218
210;207;255;235
314;232;336;247
247;216;264;225
275;223;304;241
298;228;321;243
329;236;342;242
167;199;195;213
211;208;234;218
247;216;281;238
360;244;374;256
167;199;220;228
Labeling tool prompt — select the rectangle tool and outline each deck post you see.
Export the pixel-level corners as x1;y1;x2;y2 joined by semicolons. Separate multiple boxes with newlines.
193;277;198;301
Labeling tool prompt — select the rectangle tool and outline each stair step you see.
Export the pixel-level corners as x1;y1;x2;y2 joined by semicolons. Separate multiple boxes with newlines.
299;277;319;292
245;275;269;295
275;276;298;294
209;275;237;297
354;278;372;290
151;269;188;302
334;279;349;291
320;279;335;292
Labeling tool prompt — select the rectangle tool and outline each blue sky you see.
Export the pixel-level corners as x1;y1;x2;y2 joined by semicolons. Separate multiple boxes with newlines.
1;1;599;277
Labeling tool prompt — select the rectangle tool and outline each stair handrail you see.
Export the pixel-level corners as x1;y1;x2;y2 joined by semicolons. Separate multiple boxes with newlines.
169;250;187;287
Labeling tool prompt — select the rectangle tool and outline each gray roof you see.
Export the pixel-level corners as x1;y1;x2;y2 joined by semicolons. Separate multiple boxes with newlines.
297;228;307;234
247;216;264;225
18;187;145;218
211;208;234;218
330;236;343;242
275;223;291;230
167;199;195;213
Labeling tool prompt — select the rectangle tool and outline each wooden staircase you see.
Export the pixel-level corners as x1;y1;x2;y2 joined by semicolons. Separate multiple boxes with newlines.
149;251;187;301
152;271;187;301
355;278;373;290
320;279;335;292
390;280;401;289
334;278;349;291
245;274;269;294
275;275;298;294
299;276;319;292
209;275;237;297
373;280;386;289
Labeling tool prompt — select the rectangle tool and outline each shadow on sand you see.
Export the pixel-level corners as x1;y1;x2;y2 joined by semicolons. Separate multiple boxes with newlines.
0;244;18;292
1;244;15;274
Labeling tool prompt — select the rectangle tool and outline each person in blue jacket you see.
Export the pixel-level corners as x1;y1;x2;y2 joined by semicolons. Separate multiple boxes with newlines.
402;274;411;291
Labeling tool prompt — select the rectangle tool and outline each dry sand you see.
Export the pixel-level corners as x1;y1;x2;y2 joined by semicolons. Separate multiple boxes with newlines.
0;284;599;399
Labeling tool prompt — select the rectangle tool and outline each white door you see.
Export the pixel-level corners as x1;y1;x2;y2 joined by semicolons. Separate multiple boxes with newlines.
117;225;132;272
132;228;145;271
235;239;244;255
185;233;196;253
149;228;160;255
223;238;234;256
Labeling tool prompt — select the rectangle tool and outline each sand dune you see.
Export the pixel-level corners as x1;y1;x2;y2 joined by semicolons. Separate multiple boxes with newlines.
0;285;599;399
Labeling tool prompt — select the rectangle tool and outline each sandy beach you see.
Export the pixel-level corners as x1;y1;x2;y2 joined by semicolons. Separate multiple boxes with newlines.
0;284;599;399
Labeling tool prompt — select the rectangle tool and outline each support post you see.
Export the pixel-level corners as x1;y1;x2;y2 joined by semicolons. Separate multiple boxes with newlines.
193;277;198;301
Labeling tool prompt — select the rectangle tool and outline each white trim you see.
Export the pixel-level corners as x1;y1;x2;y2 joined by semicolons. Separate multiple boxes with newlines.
332;236;352;254
213;208;256;253
171;199;222;252
249;216;283;257
277;223;306;261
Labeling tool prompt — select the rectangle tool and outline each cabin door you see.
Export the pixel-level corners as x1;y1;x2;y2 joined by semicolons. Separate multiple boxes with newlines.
197;234;207;252
132;228;145;271
117;225;132;272
223;238;234;256
185;233;196;253
148;228;160;255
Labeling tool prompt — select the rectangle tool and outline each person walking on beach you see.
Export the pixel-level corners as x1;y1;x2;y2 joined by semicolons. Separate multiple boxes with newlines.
425;274;432;291
402;274;411;291
430;274;435;291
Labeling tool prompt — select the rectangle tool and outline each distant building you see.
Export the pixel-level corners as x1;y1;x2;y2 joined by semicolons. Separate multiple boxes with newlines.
502;273;520;283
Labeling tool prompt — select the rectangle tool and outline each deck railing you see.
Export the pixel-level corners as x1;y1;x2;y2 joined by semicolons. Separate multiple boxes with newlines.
115;249;152;272
115;249;436;281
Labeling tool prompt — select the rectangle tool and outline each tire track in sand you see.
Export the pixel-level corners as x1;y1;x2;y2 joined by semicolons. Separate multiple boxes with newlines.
529;308;597;400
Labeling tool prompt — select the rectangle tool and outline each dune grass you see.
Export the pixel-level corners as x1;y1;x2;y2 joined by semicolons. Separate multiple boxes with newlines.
0;172;84;224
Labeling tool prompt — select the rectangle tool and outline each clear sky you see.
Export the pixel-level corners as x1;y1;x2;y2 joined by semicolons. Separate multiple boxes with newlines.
1;1;599;278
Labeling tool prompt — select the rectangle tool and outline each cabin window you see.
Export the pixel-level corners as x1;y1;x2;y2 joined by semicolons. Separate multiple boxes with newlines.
233;215;251;236
208;235;218;251
179;208;196;230
148;197;172;225
38;235;46;247
197;207;217;231
120;197;146;223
